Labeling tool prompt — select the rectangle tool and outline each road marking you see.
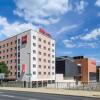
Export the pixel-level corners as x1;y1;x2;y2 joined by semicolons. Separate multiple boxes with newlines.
0;92;4;93
1;94;15;98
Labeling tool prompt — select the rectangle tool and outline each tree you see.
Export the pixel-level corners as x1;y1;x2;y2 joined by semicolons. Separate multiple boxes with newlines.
0;62;9;77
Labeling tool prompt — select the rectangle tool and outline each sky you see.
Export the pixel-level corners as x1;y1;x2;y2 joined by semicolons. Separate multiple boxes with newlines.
0;0;100;65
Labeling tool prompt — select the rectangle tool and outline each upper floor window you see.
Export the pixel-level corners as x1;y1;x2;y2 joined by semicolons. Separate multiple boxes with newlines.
43;40;46;43
38;38;41;41
33;57;36;61
33;50;36;53
38;45;41;48
33;36;36;39
33;43;36;46
48;42;50;45
18;39;20;44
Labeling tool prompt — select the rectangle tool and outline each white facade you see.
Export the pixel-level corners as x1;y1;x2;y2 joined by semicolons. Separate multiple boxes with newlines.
16;29;55;82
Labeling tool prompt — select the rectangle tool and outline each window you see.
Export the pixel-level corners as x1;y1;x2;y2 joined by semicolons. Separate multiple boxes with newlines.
52;72;54;75
33;43;36;46
0;46;1;49
18;52;20;57
38;38;41;41
18;46;20;51
39;51;41;55
39;65;41;68
52;61;55;64
48;54;50;57
7;49;9;52
18;59;20;63
39;58;41;61
52;66;54;69
10;66;12;69
18;72;20;77
7;61;8;64
38;72;41;75
18;39;20;44
33;36;36;39
33;57;36;60
18;65;20;70
10;48;13;51
52;44;54;46
52;55;54;58
10;54;13;57
38;45;41;48
44;59;46;62
33;50;36;53
33;64;36;68
11;60;12;63
48;66;50;69
33;71;36;75
44;46;46;50
48;72;50;75
52;49;54;52
48;60;50;63
44;40;46;43
15;66;17;69
44;72;46;75
48;42;50;45
48;48;50;51
44;53;46;56
3;50;5;53
0;51;1;54
7;43;9;46
3;56;5;59
10;72;12;75
11;42;13;45
44;66;46;68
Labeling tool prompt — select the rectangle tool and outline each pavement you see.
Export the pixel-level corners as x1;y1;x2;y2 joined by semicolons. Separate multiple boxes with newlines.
0;89;100;100
0;87;100;99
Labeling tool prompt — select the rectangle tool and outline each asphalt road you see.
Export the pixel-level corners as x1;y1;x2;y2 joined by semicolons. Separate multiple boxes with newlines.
0;90;99;100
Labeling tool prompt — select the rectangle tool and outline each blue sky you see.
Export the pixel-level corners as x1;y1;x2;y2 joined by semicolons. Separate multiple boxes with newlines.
0;0;100;65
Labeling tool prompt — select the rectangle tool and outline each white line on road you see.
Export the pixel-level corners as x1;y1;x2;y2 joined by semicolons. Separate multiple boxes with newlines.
1;94;15;98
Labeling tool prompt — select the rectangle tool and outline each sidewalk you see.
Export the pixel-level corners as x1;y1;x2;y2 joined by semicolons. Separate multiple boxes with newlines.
0;87;100;98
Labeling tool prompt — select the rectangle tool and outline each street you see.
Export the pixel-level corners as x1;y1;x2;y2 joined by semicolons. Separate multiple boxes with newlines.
0;90;99;100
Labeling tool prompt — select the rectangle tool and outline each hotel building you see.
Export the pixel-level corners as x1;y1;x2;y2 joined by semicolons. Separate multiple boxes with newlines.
0;29;55;83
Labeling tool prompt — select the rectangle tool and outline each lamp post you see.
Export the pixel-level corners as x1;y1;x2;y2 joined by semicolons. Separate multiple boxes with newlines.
27;52;31;88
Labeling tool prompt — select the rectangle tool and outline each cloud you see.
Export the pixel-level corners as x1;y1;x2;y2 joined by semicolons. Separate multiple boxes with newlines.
63;39;98;48
95;0;100;7
63;39;76;48
75;0;88;14
0;16;37;37
81;28;100;40
14;0;71;25
57;24;78;35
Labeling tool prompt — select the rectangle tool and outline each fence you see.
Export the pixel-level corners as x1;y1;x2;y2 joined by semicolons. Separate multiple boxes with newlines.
0;81;48;88
0;81;100;91
47;82;100;91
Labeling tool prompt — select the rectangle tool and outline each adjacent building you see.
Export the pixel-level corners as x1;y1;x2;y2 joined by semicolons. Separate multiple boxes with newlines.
56;56;79;81
0;29;55;83
56;56;96;83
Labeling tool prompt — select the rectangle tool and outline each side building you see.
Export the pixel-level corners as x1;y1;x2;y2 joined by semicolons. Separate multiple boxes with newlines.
73;56;96;82
0;29;55;83
56;56;80;81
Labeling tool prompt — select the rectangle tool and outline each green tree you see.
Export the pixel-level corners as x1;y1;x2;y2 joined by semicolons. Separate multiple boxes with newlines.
0;62;9;77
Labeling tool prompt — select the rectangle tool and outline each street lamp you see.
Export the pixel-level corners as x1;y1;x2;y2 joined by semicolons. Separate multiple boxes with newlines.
27;52;31;88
